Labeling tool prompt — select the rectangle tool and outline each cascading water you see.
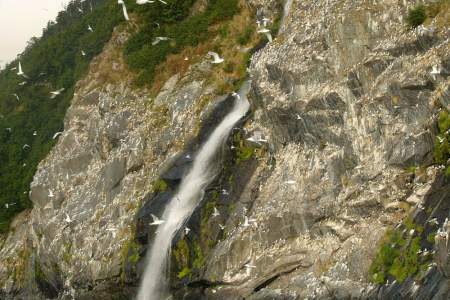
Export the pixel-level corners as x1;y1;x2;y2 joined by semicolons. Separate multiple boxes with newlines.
136;81;251;300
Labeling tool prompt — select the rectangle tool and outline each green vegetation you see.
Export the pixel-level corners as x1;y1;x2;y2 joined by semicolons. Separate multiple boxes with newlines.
0;0;246;234
370;217;432;284
434;110;450;176
406;0;450;28
192;242;205;269
0;0;123;233
406;4;427;28
152;178;168;193
124;0;240;85
177;266;192;279
173;238;191;279
120;230;141;282
237;27;254;45
62;241;73;264
232;131;257;164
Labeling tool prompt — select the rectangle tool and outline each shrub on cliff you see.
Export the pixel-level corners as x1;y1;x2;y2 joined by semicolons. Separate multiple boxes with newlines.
406;4;427;28
124;0;240;85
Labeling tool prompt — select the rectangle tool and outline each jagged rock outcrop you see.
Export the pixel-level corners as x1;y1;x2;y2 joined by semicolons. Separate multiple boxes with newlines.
0;0;449;299
0;18;245;299
185;0;449;299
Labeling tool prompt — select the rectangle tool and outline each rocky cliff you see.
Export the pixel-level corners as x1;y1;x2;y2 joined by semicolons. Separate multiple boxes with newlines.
0;0;449;299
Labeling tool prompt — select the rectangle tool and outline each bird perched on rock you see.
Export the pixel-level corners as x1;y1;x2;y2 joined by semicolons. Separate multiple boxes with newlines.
428;218;439;226
207;52;224;64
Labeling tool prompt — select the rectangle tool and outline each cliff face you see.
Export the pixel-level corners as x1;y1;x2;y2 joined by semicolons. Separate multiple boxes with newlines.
1;0;449;299
198;0;449;298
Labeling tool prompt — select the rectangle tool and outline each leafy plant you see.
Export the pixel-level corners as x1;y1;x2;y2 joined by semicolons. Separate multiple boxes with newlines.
370;218;433;284
434;110;450;169
406;4;427;28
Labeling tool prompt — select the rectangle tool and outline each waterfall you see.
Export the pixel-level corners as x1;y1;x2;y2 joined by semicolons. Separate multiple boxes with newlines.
136;81;251;300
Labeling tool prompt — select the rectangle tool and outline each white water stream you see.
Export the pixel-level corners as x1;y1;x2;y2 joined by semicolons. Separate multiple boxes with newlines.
137;82;251;300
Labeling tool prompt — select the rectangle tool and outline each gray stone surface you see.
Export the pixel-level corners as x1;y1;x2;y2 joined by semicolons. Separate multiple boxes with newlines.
0;0;449;299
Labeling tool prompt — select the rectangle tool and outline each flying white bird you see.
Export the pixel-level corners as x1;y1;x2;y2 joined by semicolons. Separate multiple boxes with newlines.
12;94;19;101
207;51;224;64
428;218;439;226
136;0;155;4
64;213;72;224
17;62;28;78
218;224;225;230
150;214;165;225
257;28;273;42
118;0;130;21
87;25;94;32
152;36;170;45
437;136;445;143
246;134;267;144
77;7;83;13
244;263;256;269
53;132;63;139
212;207;220;218
50;88;65;99
430;65;441;80
221;189;229;195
